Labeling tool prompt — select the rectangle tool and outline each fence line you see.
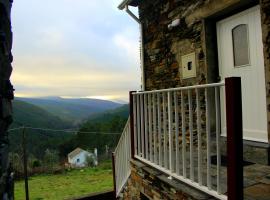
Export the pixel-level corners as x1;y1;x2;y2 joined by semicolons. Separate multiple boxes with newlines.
8;126;121;135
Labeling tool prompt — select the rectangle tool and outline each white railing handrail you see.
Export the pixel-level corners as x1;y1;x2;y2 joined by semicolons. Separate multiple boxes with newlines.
113;118;131;197
114;117;130;152
133;81;225;94
132;82;227;199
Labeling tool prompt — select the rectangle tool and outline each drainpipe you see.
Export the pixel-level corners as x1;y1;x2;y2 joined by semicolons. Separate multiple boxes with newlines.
125;5;145;91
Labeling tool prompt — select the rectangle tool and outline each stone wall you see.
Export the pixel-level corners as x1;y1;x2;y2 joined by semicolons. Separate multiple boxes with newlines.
139;0;207;90
120;160;216;200
260;0;270;140
138;0;270;142
138;0;248;90
0;0;14;199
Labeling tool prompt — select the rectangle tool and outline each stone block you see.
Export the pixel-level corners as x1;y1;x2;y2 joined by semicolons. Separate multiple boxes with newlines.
245;183;270;200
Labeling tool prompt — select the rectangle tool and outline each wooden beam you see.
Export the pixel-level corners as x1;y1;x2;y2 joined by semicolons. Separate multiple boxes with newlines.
225;77;243;200
111;153;117;199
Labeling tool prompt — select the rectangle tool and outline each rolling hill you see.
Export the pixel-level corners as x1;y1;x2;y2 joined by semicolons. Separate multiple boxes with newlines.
10;100;74;159
12;99;70;128
16;97;122;125
58;104;129;158
86;104;129;122
9;98;127;160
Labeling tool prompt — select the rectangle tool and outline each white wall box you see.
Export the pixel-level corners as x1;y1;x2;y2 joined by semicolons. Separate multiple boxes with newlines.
181;52;197;79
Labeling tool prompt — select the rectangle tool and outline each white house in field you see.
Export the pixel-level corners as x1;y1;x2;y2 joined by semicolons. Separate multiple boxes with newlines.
68;147;98;168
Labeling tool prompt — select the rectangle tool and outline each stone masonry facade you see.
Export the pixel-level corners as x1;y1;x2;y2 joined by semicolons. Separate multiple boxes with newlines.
0;0;14;199
120;160;217;200
260;0;270;144
139;0;270;142
134;0;270;165
120;160;270;200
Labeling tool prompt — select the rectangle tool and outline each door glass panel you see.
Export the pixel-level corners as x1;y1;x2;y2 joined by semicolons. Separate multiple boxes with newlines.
232;24;250;67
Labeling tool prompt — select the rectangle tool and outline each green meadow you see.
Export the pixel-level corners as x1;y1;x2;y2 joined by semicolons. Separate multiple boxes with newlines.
15;162;113;200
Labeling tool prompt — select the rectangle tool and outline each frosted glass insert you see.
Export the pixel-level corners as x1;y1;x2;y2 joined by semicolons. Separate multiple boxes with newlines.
232;24;250;66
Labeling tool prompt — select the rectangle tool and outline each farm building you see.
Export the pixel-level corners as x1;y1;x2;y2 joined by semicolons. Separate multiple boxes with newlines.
68;148;98;168
112;0;270;200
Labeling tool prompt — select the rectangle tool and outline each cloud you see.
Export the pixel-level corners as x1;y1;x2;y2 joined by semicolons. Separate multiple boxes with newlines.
113;29;140;65
11;0;141;100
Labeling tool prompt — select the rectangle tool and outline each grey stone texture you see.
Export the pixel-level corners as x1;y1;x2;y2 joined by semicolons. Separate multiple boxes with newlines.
136;0;270;163
220;138;270;165
0;0;14;199
120;159;270;200
120;160;216;200
260;0;270;142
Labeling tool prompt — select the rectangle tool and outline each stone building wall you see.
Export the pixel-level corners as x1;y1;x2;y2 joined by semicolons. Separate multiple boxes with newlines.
138;0;270;142
0;0;14;199
260;0;270;140
139;0;207;90
120;160;216;200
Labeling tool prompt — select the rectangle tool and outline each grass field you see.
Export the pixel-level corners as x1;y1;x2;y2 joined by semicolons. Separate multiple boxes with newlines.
15;162;113;200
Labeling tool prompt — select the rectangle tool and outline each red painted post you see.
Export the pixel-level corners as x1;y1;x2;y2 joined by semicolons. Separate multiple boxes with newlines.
111;152;117;199
225;77;243;200
129;91;136;159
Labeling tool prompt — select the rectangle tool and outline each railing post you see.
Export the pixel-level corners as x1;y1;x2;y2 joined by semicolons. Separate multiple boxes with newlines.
22;126;29;200
112;152;117;199
225;77;243;200
129;91;136;159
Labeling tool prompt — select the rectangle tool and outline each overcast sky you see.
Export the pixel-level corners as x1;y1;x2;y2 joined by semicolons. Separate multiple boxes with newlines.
11;0;141;101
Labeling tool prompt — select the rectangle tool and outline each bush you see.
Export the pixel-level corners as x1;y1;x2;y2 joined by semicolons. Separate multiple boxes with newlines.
43;149;59;173
99;160;112;170
32;159;41;168
85;155;95;167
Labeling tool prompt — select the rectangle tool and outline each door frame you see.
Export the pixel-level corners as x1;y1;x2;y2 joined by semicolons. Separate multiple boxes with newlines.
204;1;269;144
216;5;268;143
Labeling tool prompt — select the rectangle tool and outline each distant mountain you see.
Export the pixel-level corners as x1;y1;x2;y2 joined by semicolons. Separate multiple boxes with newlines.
9;99;127;160
87;104;129;122
10;100;74;159
58;104;129;158
16;97;122;125
12;100;70;128
110;99;128;104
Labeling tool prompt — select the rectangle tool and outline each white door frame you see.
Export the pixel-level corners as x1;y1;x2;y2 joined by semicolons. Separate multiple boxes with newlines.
217;5;268;143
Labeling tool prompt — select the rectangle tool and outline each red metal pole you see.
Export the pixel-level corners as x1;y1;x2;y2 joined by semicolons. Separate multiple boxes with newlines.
111;152;117;199
225;77;243;200
129;91;135;159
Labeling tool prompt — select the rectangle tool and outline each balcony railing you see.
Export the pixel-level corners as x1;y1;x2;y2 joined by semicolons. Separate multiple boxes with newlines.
112;118;131;197
131;82;227;199
113;77;243;200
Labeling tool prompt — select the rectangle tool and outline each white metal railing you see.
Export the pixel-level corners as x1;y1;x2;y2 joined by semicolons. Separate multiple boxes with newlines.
113;118;131;197
132;82;227;200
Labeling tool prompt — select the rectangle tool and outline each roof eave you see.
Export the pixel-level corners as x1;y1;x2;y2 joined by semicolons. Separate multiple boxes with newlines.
118;0;139;10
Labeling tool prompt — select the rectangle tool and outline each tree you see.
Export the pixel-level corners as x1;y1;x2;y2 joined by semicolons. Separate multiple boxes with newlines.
9;152;23;175
43;149;59;173
85;155;95;167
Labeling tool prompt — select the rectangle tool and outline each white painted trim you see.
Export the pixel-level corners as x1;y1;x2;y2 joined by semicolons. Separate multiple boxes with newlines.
221;129;269;143
133;82;225;94
116;170;131;197
216;5;260;25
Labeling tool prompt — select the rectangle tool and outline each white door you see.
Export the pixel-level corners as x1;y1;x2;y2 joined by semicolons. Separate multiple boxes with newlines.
217;5;268;142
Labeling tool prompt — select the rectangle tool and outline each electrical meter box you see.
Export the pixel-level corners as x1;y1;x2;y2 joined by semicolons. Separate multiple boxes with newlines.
181;52;197;79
